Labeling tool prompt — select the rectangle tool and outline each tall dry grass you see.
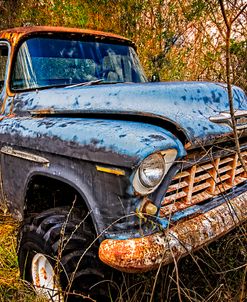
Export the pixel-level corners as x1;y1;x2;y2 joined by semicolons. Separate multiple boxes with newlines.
0;212;246;302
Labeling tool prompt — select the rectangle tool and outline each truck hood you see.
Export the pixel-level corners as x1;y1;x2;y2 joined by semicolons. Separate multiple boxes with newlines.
13;81;247;147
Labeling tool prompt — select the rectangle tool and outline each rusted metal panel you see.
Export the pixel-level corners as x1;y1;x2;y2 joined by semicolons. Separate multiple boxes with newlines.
161;150;247;216
99;191;247;272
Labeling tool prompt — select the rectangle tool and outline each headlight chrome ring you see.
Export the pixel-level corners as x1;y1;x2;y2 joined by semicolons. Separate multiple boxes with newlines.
133;149;177;195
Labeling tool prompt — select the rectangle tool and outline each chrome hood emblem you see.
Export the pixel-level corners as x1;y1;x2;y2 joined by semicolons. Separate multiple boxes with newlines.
209;110;247;130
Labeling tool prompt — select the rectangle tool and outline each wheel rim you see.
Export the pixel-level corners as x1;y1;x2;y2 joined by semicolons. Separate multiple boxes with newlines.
31;253;63;301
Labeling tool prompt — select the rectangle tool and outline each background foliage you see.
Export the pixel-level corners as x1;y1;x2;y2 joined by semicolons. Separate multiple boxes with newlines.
0;0;246;91
0;1;246;301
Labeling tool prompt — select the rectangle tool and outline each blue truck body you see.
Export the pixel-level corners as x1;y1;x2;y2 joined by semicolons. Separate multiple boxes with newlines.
0;26;246;289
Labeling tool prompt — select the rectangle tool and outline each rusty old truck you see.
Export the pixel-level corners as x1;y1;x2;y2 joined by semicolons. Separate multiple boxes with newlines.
0;26;246;301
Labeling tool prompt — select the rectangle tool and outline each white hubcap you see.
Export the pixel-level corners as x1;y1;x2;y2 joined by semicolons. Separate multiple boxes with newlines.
31;253;63;301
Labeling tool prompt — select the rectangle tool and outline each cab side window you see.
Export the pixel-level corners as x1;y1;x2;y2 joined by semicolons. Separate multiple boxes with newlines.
0;45;8;93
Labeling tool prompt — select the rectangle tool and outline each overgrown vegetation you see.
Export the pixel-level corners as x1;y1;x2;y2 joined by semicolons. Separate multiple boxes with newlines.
0;0;246;91
0;213;246;301
0;214;45;302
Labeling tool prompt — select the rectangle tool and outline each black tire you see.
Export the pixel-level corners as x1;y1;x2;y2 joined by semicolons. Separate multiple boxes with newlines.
18;207;117;301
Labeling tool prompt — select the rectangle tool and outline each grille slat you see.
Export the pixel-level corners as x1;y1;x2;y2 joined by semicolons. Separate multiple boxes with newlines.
194;173;211;183
218;165;232;174
160;150;247;217
174;171;190;179
196;163;214;173
191;191;213;203
216;174;231;183
219;157;234;165
214;183;233;194
192;182;211;193
162;191;187;205
166;181;188;193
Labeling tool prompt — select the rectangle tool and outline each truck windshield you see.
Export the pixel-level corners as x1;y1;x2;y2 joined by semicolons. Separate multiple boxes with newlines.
11;37;147;90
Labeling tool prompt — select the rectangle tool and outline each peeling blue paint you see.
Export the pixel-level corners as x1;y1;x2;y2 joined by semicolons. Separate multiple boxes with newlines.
0;117;185;167
13;81;247;147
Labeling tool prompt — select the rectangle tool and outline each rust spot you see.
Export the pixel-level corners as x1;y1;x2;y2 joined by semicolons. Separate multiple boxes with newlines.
35;272;40;287
30;108;55;115
6;113;16;118
184;141;192;149
40;267;47;280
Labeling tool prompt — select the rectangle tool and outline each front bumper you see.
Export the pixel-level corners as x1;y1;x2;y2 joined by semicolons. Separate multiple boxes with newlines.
99;190;247;273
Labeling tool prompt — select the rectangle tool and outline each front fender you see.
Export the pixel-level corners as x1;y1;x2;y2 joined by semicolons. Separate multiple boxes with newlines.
0;116;186;236
0;116;186;167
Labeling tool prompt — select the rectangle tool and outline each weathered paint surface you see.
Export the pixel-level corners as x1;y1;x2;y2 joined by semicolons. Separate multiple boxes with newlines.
11;82;247;147
99;190;247;272
0;117;185;167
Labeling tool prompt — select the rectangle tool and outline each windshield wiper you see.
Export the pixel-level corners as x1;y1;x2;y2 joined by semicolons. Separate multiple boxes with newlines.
65;79;104;89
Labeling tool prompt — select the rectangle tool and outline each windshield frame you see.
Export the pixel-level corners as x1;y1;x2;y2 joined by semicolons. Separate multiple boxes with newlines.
10;33;147;92
0;41;11;96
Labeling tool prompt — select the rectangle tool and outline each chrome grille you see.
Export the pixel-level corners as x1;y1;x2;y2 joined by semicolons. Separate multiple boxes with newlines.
160;150;247;217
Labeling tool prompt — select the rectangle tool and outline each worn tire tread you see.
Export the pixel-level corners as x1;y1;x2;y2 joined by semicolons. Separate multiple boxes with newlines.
18;207;113;301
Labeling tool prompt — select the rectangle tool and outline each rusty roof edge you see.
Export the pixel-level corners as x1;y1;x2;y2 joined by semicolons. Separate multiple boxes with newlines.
0;26;132;45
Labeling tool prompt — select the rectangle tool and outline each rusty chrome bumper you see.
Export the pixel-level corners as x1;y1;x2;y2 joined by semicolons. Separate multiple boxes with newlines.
99;191;247;273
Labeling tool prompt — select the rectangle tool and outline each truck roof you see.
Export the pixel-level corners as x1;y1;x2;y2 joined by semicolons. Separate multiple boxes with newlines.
0;26;132;46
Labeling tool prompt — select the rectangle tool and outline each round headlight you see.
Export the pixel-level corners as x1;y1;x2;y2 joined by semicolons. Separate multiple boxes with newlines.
133;149;177;195
139;153;165;188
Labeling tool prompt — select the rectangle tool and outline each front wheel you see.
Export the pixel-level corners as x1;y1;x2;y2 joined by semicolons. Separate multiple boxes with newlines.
18;207;115;301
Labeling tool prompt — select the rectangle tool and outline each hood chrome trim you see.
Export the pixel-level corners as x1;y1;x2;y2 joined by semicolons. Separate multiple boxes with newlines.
209;110;247;130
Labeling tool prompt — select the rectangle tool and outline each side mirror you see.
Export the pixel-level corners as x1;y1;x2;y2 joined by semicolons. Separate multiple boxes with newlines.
151;73;160;82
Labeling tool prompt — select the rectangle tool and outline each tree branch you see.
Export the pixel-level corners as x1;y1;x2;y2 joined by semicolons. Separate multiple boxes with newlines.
231;4;247;24
218;0;247;173
219;0;231;30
